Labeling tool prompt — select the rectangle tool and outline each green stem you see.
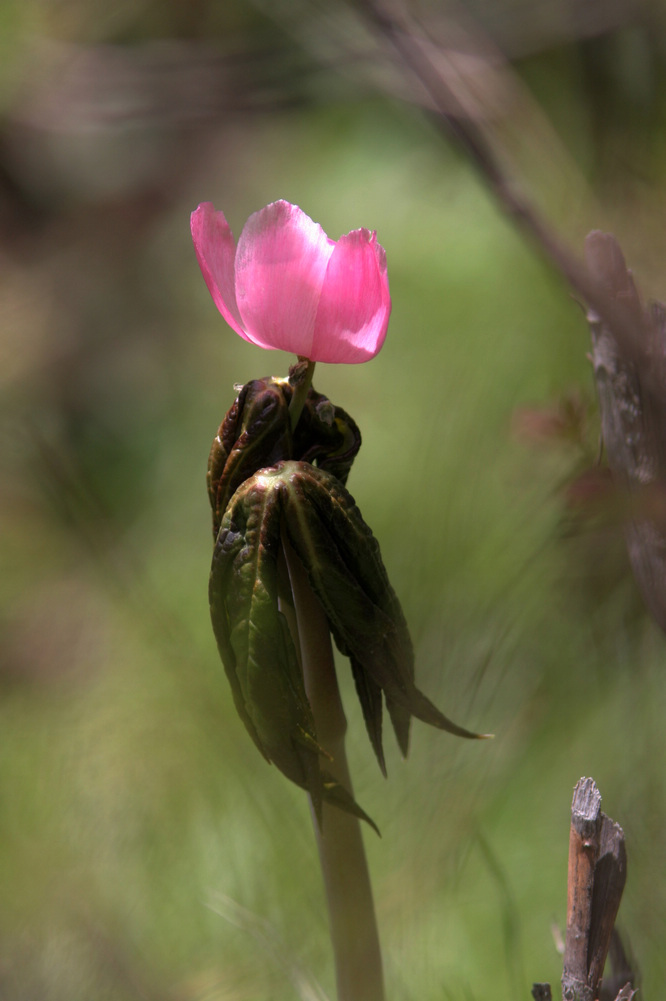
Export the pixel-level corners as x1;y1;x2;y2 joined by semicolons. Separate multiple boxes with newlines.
282;535;386;1001
288;357;316;431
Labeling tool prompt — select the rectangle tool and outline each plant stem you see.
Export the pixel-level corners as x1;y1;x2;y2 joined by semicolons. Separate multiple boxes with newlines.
282;535;386;1001
288;357;316;430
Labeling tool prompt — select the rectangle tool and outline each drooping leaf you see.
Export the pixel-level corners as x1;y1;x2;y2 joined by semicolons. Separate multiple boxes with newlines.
349;654;386;776
209;467;378;831
277;461;485;770
208;383;484;825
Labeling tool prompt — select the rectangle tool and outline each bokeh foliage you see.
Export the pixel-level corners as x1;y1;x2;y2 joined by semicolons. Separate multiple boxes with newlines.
2;1;666;998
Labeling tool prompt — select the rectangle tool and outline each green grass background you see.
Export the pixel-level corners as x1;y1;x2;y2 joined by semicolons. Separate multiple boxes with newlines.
2;5;666;998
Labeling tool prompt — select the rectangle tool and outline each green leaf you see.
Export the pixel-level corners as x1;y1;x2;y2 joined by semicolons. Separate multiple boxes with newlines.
209;467;378;830
208;385;486;827
278;461;485;770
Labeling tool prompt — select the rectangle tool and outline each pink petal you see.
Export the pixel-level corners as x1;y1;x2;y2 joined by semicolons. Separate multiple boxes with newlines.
311;229;391;364
234;201;335;356
191;203;274;349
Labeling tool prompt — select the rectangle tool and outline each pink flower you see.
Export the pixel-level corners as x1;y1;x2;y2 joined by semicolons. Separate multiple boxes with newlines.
191;200;391;364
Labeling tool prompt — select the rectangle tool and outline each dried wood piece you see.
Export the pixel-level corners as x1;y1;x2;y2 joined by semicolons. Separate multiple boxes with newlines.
612;984;638;1001
588;817;627;991
599;930;638;1000
564;777;602;1000
585;231;666;633
562;778;627;1001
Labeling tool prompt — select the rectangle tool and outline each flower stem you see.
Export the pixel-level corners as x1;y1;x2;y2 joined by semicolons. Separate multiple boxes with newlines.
288;357;316;431
282;535;386;1001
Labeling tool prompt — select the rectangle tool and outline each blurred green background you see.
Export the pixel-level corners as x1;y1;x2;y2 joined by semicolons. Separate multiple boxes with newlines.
2;1;666;998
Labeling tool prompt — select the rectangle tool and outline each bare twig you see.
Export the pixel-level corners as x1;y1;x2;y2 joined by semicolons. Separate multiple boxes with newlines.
357;0;649;365
612;984;638;1001
562;778;627;1001
536;781;633;1001
600;930;638;1001
358;1;666;633
585;231;666;632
